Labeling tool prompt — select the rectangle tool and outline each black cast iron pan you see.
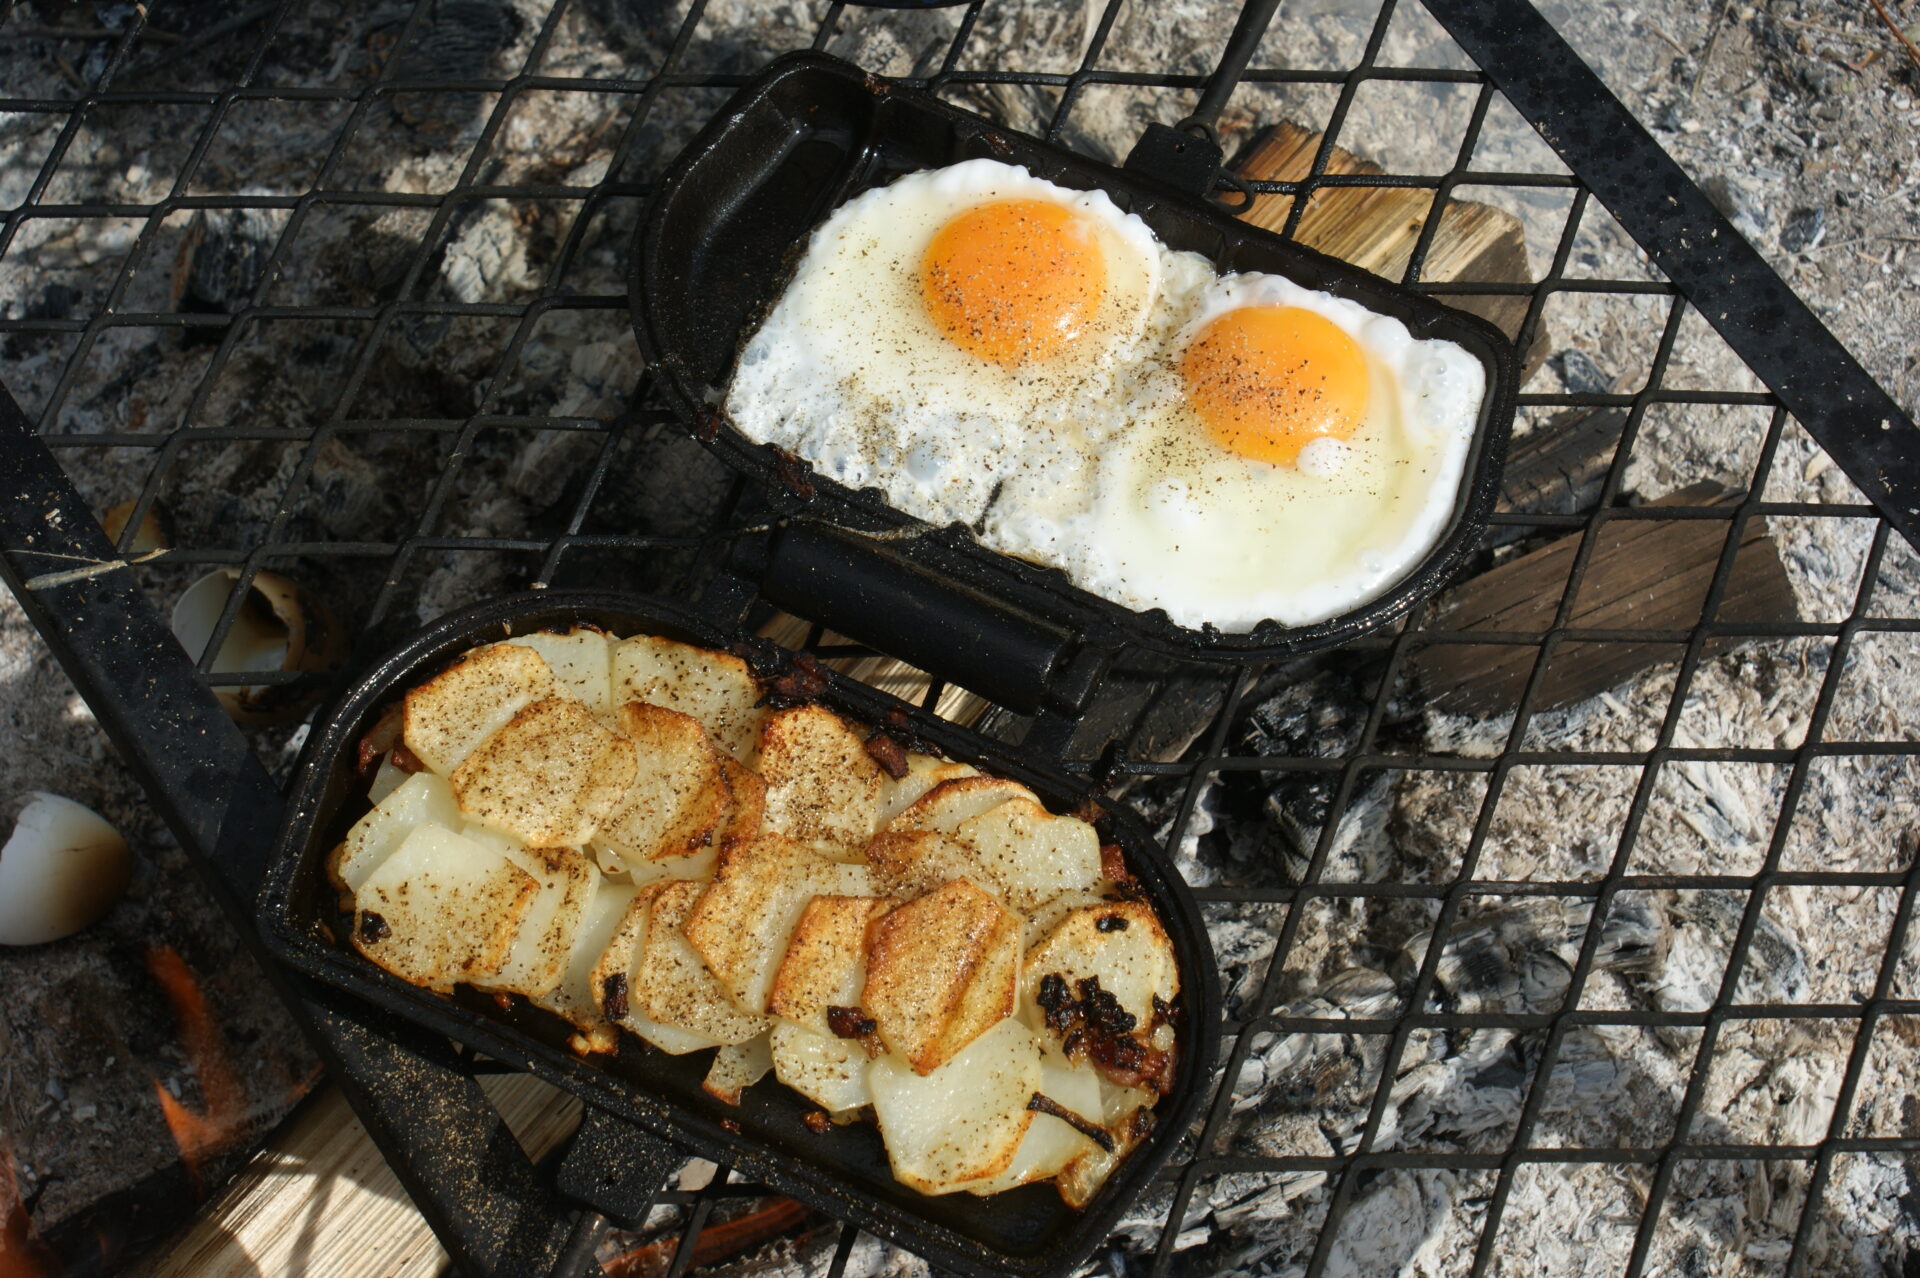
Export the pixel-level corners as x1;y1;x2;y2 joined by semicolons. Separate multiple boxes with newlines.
630;51;1519;674
256;590;1222;1278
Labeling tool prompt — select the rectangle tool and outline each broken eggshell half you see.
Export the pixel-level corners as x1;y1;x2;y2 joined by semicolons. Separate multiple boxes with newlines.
0;792;133;946
170;568;344;724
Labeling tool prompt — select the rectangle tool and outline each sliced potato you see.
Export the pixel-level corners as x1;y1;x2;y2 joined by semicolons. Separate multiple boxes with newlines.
865;878;1021;1075
757;705;885;852
620;844;718;887
475;845;597;999
403;643;557;775
1056;1099;1151;1210
766;895;893;1034
587;884;718;1056
770;1022;872;1115
684;835;872;1015
612;634;762;761
535;878;638;1052
330;770;461;893
636;880;768;1046
868;1017;1042;1195
451;696;636;846
595;703;728;867
1023;901;1179;1028
702;1035;774;1105
863;830;982;902
875;756;981;827
367;754;409;805
962;1054;1104;1195
1024;887;1111;950
352;824;537;992
953;797;1101;915
887;776;1033;836
716;754;766;843
502;629;611;713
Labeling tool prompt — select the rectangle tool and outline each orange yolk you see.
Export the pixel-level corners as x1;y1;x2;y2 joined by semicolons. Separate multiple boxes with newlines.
1180;306;1370;466
919;199;1104;367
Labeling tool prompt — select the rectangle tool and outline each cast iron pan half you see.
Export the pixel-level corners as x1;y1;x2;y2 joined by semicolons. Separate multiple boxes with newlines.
630;51;1519;663
257;591;1222;1278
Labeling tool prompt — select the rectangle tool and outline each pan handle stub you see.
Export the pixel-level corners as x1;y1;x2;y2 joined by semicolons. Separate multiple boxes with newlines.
747;520;1106;718
554;1105;684;1231
1123;0;1283;201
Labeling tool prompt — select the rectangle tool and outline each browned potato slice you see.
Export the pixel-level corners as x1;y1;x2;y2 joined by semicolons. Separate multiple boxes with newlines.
451;697;636;846
637;880;769;1046
403;643;557;775
953;797;1102;915
594;703;728;867
864;878;1021;1075
716;754;765;843
875;756;980;827
611;634;762;761
685;834;873;1014
863;830;982;901
534;879;638;1053
329;770;462;893
886;776;1033;836
867;1017;1041;1195
702;1036;773;1105
766;895;893;1033
770;1023;871;1115
474;845;597;999
757;705;885;852
1023;901;1179;1028
352;825;537;993
502;629;610;713
588;886;719;1056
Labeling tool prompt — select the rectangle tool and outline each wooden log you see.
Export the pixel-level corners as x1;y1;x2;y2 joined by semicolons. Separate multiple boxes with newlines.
1233;121;1549;381
129;1075;581;1278
1411;483;1800;716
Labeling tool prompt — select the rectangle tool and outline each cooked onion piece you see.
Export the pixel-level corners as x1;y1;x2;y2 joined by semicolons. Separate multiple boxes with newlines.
336;628;1182;1207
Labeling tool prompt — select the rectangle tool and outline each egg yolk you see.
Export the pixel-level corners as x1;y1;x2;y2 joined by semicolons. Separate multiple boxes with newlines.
1180;306;1370;466
919;199;1105;368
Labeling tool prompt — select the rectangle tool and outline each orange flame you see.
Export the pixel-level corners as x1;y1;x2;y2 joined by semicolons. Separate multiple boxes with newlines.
0;1140;49;1278
145;945;249;1196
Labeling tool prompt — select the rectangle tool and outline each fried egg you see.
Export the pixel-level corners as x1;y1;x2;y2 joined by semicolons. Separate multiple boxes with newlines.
987;270;1484;630
725;160;1162;525
725;160;1488;633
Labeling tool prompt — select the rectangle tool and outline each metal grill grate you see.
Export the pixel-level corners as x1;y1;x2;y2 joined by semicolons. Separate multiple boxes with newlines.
3;1;1919;1275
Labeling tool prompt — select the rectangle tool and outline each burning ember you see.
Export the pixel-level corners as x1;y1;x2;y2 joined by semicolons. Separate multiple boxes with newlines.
2;1141;53;1278
143;946;252;1196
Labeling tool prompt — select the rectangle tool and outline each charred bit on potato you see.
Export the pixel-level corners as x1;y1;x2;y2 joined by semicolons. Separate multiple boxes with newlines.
862;731;910;780
602;972;629;1021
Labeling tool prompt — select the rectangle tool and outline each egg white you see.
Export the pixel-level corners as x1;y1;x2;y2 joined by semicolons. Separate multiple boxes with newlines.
725;159;1164;526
